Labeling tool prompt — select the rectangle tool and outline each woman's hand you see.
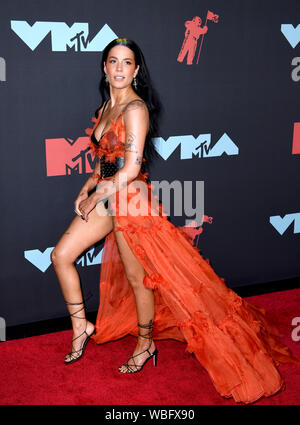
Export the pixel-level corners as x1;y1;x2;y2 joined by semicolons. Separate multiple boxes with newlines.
77;193;97;222
74;191;88;217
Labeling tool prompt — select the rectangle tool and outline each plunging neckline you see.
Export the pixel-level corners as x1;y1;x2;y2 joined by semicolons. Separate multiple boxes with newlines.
93;115;123;143
93;100;123;143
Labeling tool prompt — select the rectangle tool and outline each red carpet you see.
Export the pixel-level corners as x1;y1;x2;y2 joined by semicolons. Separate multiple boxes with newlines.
0;289;299;405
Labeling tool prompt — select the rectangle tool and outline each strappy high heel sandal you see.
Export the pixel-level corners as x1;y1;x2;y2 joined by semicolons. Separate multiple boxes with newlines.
64;300;95;365
118;319;158;373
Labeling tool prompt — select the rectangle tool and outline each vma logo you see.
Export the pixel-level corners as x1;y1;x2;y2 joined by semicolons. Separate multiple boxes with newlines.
270;212;300;235
24;246;103;272
10;21;117;52
46;132;238;177
153;133;238;160
45;137;96;176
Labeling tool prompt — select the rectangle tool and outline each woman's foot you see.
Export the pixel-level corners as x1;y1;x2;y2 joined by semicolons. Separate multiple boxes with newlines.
119;319;157;373
119;338;157;373
64;320;95;363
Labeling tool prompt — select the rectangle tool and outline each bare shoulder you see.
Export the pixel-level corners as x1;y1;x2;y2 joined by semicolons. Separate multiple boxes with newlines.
122;98;149;133
123;98;149;116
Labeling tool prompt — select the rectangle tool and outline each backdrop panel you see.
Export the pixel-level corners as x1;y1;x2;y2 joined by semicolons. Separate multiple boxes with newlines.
0;0;299;327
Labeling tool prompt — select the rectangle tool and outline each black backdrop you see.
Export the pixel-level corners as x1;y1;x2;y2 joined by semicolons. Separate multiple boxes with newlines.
1;0;299;328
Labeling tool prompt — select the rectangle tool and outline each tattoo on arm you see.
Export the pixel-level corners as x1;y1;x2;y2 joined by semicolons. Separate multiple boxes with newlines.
125;132;138;153
125;131;143;165
135;156;142;165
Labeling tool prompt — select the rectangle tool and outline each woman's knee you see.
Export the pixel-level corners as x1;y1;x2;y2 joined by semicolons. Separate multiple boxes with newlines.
51;245;73;266
126;269;147;291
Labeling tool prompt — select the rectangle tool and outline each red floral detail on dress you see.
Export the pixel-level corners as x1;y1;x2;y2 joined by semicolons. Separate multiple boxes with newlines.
143;273;166;290
177;311;209;331
85;112;126;163
134;244;146;260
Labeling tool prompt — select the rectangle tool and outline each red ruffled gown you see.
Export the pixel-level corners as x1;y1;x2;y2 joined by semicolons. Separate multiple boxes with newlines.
85;107;300;404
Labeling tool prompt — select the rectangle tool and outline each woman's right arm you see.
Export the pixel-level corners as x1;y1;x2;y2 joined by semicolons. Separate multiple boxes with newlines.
74;157;101;216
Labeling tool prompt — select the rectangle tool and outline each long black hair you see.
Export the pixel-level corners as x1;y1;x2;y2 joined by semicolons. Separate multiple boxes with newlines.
96;38;162;176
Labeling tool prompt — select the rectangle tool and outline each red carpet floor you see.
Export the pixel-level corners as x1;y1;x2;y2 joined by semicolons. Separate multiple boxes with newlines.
0;288;299;405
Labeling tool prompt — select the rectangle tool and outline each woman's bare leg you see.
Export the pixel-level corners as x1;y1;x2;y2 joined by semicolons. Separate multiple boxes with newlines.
51;202;113;362
112;220;156;372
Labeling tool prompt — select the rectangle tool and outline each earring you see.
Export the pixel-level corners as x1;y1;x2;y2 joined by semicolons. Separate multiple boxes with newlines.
133;76;137;89
105;74;109;84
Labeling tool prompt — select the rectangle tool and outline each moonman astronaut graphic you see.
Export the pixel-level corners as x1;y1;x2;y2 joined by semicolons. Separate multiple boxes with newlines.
177;16;208;65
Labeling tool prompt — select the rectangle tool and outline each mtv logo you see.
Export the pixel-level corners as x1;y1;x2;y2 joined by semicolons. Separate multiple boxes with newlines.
153;133;239;160
24;245;103;272
45;137;97;176
269;213;300;235
76;246;103;266
281;24;300;48
11;21;117;52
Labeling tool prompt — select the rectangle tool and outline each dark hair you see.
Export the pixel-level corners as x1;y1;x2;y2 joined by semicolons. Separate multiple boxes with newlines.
96;38;162;177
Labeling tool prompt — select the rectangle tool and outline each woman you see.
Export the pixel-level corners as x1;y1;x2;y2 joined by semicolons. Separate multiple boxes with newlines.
51;38;299;404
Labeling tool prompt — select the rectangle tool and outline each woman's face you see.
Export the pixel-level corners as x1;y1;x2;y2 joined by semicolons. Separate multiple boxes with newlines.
104;45;139;89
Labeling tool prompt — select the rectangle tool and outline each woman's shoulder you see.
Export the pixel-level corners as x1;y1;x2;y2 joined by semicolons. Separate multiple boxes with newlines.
122;97;148;114
121;97;149;132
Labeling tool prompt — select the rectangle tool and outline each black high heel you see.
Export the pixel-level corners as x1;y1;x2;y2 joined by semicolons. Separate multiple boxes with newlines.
118;319;158;373
64;300;95;365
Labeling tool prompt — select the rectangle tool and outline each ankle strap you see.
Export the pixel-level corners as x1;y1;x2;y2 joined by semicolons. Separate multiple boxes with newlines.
65;292;92;307
65;300;85;320
138;319;153;329
138;319;153;340
64;292;93;320
66;300;84;306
